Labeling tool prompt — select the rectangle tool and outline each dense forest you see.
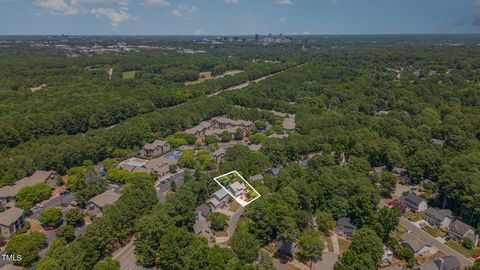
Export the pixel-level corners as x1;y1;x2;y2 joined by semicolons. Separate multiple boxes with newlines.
1;36;480;269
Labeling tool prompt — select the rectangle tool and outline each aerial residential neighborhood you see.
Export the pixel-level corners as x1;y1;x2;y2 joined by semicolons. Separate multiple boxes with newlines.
2;1;480;269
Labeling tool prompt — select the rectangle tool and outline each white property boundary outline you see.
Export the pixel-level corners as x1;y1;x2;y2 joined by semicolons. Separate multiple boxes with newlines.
213;170;261;207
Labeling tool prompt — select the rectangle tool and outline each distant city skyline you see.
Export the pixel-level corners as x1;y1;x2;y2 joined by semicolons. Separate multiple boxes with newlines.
1;0;480;35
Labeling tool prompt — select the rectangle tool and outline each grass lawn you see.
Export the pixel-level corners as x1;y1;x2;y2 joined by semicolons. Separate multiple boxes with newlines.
446;240;480;258
122;70;137;79
404;211;424;222
422;225;444;238
338;237;351;253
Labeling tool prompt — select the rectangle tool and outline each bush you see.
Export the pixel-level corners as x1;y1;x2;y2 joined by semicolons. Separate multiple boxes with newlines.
463;237;474;249
40;208;63;228
64;208;83;227
56;225;75;242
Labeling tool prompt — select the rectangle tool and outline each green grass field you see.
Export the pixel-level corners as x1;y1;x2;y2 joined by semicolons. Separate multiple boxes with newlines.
122;70;137;79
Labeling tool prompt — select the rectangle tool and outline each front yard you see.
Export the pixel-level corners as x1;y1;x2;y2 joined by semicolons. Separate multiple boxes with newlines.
422;225;444;238
446;240;480;258
404;211;424;222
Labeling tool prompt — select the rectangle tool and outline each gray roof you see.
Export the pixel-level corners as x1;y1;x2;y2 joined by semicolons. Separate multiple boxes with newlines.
268;133;289;139
430;138;446;146
0;207;24;227
88;189;121;208
401;193;426;207
450;219;474;236
211;148;226;157
337;216;356;227
0;170;56;198
425;207;453;221
195;204;211;218
249;174;263;181
372;166;386;173
282;116;296;130
400;233;429;253
417;263;439;270
268;167;281;176
298;159;309;167
211;188;228;200
434;256;461;270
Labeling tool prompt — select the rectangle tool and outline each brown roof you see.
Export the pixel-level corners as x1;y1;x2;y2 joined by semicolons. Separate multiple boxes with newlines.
0;207;24;227
145;156;178;175
88;190;121;208
143;140;168;150
0;170;55;198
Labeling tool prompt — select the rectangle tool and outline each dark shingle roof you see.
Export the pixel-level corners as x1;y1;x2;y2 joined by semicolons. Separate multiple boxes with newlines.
402;193;426;207
450;219;474;236
434;256;461;270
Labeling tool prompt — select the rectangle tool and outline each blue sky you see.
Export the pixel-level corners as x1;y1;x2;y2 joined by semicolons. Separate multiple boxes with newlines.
1;0;480;35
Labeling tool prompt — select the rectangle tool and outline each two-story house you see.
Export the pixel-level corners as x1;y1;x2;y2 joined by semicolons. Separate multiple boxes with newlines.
0;207;25;239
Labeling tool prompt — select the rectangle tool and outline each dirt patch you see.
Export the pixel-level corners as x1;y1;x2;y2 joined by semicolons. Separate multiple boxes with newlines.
228;201;241;212
214;231;228;237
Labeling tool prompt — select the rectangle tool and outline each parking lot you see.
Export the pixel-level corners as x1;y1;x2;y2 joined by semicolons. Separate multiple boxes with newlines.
30;191;75;219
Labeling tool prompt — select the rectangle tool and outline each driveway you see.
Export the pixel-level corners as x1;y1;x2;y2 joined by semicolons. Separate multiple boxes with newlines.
227;207;244;236
400;217;474;267
313;252;338;270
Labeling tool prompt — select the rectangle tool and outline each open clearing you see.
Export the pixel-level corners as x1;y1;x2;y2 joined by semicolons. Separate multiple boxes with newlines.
185;70;243;85
122;70;138;79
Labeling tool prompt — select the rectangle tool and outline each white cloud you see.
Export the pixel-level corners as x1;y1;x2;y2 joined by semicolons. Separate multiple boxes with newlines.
170;9;182;16
170;4;198;16
34;0;78;15
0;0;16;3
34;0;134;26
225;0;239;4
90;7;133;26
194;30;204;35
144;0;169;6
279;17;287;21
277;0;292;5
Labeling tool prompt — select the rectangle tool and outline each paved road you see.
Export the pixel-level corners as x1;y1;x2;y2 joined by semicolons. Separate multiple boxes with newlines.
400;217;474;268
113;240;151;270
